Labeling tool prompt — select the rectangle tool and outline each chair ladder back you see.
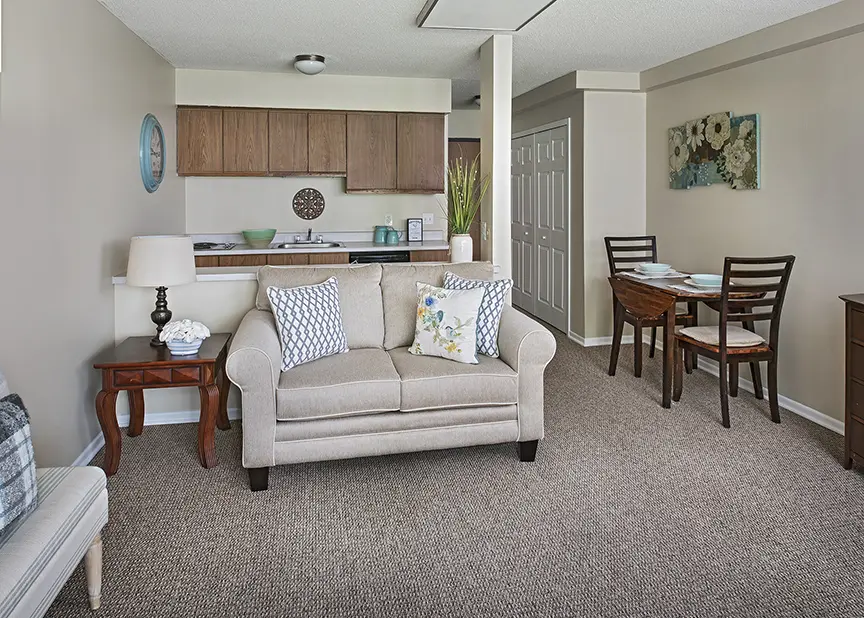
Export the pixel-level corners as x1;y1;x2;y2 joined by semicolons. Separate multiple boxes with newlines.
720;256;795;352
604;236;658;275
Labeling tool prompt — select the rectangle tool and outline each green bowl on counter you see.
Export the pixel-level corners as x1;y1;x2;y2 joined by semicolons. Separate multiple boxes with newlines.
242;228;277;249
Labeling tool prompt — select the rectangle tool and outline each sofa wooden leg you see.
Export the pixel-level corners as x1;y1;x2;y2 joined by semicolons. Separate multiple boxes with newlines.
248;467;270;492
84;533;103;610
517;440;538;462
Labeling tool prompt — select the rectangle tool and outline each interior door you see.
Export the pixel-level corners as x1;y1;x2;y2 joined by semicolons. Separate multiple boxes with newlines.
510;135;535;312
533;127;569;332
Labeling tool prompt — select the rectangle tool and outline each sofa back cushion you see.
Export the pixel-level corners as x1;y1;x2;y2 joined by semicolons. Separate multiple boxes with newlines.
257;264;384;349
0;369;9;399
381;262;494;350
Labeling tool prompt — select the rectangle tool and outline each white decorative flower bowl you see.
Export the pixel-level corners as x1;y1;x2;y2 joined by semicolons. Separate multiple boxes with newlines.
166;339;204;356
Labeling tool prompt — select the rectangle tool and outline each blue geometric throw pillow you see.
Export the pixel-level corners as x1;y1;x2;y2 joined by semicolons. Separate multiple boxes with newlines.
0;393;38;534
443;272;513;358
267;277;349;371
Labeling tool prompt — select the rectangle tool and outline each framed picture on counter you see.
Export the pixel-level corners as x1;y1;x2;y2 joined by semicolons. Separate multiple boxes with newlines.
407;218;423;242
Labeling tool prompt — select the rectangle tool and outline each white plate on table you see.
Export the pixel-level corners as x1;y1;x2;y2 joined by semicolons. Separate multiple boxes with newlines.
685;278;723;290
635;266;673;276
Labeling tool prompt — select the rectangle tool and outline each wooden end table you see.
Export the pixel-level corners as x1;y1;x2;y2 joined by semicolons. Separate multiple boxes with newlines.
92;334;232;475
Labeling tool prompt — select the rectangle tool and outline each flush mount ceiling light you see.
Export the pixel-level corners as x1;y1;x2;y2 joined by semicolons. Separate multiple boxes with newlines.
417;0;559;31
294;54;326;76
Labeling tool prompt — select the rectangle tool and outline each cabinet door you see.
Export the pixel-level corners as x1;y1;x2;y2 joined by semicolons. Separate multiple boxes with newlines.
218;255;268;267
410;250;450;263
397;114;445;192
177;108;223;175
308;113;347;174
267;254;309;266
269;111;308;174
309;252;349;265
346;113;397;191
223;109;269;174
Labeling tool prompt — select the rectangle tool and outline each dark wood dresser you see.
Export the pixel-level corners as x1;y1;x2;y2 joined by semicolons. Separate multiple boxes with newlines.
841;294;864;468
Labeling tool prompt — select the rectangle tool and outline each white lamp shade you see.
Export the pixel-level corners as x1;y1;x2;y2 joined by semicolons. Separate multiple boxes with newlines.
126;235;197;288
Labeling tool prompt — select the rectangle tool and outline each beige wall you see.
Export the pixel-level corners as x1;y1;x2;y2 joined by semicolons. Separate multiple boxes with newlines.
448;110;482;139
0;0;184;465
186;177;444;234
512;92;585;337
176;69;451;112
583;91;647;339
646;31;864;423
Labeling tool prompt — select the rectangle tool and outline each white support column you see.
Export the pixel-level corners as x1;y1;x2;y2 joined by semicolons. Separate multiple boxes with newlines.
479;34;513;277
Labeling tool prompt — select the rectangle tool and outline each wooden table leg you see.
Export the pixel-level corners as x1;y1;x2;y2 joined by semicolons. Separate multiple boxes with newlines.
662;306;675;408
128;390;145;437
198;384;219;468
95;390;121;475
216;362;231;432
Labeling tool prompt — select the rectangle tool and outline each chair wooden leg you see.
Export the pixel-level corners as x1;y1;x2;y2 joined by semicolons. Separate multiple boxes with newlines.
673;344;683;402
608;298;624;377
649;327;657;358
634;321;643;378
750;361;764;400
84;534;103;610
719;361;731;428
684;349;694;375
688;301;699;370
729;362;739;398
768;360;781;423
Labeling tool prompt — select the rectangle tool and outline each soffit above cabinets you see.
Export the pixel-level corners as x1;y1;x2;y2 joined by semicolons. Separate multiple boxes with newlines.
417;0;559;31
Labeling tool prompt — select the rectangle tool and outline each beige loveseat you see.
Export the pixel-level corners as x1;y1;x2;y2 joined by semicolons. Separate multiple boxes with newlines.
226;263;556;491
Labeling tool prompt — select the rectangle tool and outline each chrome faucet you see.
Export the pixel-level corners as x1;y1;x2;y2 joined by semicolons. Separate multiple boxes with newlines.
307;228;313;242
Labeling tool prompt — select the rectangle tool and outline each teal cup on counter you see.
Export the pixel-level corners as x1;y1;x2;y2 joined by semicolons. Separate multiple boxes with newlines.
385;229;401;245
374;225;393;244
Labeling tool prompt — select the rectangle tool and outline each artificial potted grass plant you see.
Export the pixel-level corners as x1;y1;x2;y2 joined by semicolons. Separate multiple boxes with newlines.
442;154;490;263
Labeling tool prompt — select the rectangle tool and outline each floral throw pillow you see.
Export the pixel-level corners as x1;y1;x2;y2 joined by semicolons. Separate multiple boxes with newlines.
409;283;485;364
443;272;513;358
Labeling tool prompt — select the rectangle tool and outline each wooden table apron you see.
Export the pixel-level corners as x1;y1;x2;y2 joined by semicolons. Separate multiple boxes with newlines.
92;335;232;476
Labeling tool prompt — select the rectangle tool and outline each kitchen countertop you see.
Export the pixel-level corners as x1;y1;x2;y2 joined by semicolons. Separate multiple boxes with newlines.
195;240;449;256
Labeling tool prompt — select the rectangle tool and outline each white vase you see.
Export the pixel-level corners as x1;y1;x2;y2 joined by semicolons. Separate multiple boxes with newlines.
450;234;473;263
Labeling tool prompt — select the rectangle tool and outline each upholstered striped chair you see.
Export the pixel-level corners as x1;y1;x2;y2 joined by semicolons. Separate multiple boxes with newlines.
0;371;108;617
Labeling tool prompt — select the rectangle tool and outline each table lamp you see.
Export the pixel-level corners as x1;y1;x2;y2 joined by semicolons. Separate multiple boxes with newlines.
126;235;197;346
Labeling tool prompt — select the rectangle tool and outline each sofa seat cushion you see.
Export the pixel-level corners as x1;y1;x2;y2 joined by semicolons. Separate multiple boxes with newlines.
276;349;401;421
388;347;518;412
0;467;108;618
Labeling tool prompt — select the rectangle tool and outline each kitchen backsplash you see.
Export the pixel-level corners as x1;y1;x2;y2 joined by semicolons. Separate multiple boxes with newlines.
185;177;445;233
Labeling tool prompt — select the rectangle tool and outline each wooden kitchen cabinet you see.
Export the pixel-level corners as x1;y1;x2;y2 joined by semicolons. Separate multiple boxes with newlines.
223;109;269;175
309;253;349;265
308;113;347;174
410;250;450;263
267;254;309;266
346;113;397;192
269;111;308;174
194;256;220;268
177;108;223;175
397;114;445;192
218;255;268;267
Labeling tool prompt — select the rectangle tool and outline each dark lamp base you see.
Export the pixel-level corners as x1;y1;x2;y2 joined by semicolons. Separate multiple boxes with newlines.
150;286;172;347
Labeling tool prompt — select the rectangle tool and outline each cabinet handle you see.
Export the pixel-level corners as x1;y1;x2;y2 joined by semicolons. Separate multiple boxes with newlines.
524;231;529;236
542;236;547;240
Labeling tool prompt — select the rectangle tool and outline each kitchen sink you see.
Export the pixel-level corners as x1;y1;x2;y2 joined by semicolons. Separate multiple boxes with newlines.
275;242;344;249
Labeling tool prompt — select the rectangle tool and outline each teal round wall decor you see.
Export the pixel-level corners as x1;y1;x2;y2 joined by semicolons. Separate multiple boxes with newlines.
139;114;165;193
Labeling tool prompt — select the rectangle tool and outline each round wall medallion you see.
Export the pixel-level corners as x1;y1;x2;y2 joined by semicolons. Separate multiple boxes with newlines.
292;188;325;220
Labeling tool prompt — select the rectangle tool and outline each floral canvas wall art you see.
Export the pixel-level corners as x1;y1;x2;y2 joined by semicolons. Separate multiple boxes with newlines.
669;112;760;190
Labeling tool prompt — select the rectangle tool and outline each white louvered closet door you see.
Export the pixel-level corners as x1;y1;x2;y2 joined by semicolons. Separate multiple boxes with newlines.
510;126;569;333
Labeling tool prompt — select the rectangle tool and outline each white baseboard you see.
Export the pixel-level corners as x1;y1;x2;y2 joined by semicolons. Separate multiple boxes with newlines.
74;408;242;467
639;334;845;436
74;433;106;467
569;332;634;347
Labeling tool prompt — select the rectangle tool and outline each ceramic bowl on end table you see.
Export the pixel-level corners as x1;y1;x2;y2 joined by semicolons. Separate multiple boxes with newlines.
160;319;211;355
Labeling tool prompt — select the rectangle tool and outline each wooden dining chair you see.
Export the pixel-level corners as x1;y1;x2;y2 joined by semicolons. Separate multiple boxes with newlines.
605;236;697;377
673;256;796;428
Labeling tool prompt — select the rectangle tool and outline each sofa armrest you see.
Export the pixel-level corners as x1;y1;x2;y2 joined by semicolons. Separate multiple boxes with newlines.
226;309;281;468
497;305;557;442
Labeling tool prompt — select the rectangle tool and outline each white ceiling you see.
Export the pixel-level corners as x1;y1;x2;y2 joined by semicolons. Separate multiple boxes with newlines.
99;0;843;106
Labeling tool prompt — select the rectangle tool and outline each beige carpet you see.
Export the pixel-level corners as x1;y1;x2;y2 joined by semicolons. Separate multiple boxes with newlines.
47;333;864;617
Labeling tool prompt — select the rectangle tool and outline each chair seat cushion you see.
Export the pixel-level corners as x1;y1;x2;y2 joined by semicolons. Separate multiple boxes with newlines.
276;349;401;421
679;325;766;347
388;347;518;412
0;467;108;618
